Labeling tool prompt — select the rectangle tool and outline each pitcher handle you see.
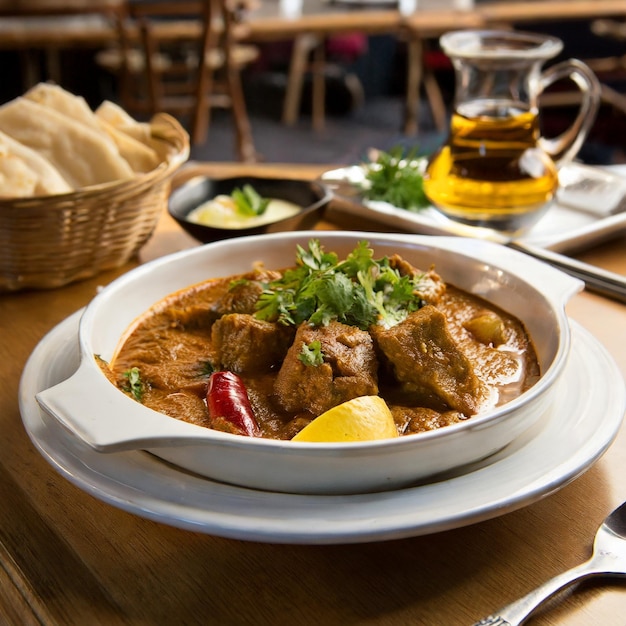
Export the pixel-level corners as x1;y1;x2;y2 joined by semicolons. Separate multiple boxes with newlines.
538;59;601;167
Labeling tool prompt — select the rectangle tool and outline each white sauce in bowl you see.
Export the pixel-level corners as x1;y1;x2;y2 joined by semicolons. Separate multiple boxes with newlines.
187;195;301;229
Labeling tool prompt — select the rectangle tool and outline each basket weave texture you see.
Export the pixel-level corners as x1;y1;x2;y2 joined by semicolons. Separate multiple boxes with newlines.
0;112;189;292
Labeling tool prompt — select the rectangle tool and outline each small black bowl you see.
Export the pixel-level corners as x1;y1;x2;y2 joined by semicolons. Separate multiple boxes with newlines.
168;175;332;243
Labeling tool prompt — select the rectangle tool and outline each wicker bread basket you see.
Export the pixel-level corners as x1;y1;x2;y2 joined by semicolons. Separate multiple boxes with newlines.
0;112;189;292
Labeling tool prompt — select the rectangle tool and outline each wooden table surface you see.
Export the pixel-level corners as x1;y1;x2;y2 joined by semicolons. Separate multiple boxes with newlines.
1;161;625;625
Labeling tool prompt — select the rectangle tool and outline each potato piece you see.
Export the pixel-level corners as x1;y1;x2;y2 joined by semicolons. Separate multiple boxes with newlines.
464;312;506;347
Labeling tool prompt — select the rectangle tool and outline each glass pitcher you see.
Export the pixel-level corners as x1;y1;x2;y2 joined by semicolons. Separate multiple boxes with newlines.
424;30;601;235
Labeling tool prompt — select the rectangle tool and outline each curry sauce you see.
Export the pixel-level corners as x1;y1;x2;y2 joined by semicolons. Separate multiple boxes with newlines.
105;247;539;440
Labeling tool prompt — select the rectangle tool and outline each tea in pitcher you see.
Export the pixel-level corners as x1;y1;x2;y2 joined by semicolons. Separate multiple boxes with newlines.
424;100;559;232
424;30;600;235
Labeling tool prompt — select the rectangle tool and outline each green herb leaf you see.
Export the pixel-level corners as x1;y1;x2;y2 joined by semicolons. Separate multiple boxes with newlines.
361;146;429;212
198;360;215;377
229;278;250;290
298;340;325;367
123;367;144;402
255;239;426;330
231;185;270;216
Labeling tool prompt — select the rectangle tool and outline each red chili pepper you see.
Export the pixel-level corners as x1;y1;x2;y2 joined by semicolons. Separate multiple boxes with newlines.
206;371;260;437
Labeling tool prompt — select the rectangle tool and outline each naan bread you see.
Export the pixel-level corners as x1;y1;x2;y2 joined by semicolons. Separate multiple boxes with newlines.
96;100;169;163
24;83;160;173
95;100;153;143
97;119;161;173
0;97;134;188
0;130;72;196
0;84;178;197
0;153;38;198
24;82;107;137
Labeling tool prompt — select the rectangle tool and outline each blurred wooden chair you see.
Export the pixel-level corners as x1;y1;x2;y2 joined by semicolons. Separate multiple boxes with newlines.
282;33;325;130
403;36;449;136
400;10;485;136
97;0;258;161
588;19;626;116
534;19;626;118
282;32;366;131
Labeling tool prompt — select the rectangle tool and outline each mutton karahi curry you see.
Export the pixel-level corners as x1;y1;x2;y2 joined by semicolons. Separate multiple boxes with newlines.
103;240;539;441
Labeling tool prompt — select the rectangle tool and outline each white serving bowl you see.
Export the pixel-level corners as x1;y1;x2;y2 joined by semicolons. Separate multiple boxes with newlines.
36;232;582;495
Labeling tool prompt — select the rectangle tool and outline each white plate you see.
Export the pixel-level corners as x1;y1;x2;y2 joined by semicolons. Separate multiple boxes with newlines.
19;310;625;544
323;164;626;254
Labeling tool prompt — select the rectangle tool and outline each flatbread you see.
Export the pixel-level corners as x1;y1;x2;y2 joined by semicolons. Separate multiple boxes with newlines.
97;118;161;173
0;129;72;195
24;82;106;137
0;97;134;188
95;100;154;144
24;84;161;174
0;153;38;198
96;100;170;163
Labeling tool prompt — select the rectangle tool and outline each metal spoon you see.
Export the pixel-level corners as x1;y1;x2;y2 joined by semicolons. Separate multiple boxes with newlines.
473;501;626;626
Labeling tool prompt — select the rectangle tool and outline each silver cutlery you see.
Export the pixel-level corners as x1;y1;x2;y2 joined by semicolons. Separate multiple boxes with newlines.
507;241;626;305
473;500;626;626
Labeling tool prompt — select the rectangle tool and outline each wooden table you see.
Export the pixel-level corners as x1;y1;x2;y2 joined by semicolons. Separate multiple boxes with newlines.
1;161;625;625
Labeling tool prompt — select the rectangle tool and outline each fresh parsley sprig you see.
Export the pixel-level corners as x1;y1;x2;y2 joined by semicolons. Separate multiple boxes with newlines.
255;239;426;330
361;146;429;212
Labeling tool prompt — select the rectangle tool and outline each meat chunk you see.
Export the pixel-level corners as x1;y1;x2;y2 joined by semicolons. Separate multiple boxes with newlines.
372;305;487;416
210;269;282;316
388;255;446;305
274;321;378;417
162;303;219;330
390;405;466;435
212;313;295;373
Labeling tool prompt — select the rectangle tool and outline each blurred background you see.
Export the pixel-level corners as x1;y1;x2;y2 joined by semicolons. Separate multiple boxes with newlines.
0;0;624;167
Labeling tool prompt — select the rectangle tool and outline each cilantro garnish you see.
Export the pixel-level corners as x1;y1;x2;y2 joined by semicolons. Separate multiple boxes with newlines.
255;239;425;330
298;340;325;367
123;367;144;402
361;147;429;212
198;360;215;377
231;185;270;217
229;278;250;290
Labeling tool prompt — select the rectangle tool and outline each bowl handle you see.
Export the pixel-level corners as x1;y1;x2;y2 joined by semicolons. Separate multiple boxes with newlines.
36;358;209;452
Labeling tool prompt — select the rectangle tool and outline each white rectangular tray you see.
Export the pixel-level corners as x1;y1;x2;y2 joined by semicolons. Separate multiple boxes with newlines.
322;163;626;254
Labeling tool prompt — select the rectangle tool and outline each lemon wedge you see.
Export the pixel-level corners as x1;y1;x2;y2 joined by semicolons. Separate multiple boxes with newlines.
292;396;399;443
